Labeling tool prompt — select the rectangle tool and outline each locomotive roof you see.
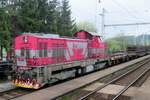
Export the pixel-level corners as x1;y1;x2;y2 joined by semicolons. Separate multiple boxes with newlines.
75;30;100;37
88;32;100;36
22;33;87;41
24;33;60;38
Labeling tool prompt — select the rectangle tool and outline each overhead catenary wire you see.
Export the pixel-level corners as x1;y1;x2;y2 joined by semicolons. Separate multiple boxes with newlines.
111;0;142;22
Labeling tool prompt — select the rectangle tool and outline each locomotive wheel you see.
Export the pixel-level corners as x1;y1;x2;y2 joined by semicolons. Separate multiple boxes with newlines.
107;61;112;67
75;68;82;76
81;67;86;75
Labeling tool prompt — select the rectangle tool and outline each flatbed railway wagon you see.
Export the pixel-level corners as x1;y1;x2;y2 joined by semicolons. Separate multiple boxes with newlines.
126;45;148;58
13;31;109;89
0;60;13;79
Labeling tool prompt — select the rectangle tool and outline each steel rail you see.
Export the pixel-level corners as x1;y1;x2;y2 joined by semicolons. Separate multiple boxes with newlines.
0;88;36;100
79;58;150;100
112;67;150;100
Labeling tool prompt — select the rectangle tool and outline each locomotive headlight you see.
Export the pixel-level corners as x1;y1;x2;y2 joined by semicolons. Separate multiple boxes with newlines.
23;36;28;43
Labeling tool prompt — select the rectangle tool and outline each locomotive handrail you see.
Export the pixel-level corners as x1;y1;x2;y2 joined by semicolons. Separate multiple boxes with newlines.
0;63;13;66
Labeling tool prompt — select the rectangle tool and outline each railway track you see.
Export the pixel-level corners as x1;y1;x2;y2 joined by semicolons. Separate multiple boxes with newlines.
112;67;150;100
0;88;36;100
57;58;150;100
79;58;150;100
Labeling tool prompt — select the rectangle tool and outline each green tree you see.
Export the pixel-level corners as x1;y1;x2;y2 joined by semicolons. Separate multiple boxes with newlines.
115;33;129;51
71;22;78;34
58;0;75;36
36;0;49;32
46;0;59;33
0;8;12;59
18;0;42;32
106;33;129;53
18;0;61;34
107;39;121;53
77;21;97;32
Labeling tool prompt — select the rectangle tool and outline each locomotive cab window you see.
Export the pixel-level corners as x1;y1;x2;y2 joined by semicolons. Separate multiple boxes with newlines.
38;42;48;57
26;49;30;58
20;47;30;58
44;43;48;57
38;42;43;57
21;47;25;57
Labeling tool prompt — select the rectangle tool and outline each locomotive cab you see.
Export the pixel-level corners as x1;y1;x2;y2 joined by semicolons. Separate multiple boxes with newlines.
14;34;48;89
15;35;32;67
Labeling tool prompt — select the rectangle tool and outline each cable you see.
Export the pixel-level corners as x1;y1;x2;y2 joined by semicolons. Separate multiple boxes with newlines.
111;0;144;22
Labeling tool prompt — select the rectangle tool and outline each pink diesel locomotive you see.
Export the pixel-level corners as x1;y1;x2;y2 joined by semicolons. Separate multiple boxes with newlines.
13;30;108;89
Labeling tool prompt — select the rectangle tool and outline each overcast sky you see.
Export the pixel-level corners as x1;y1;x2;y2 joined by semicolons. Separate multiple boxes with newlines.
69;0;150;38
